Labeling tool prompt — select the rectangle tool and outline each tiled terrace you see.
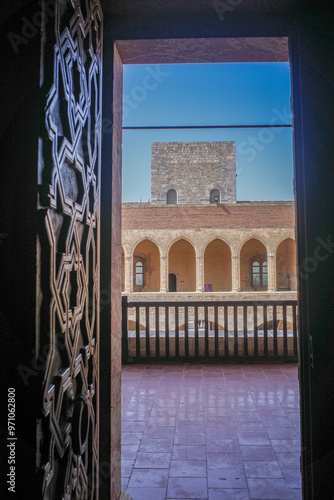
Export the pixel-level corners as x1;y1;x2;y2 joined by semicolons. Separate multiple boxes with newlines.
121;364;301;500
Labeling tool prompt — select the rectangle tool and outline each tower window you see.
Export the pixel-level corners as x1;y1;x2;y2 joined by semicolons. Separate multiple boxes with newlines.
210;189;220;204
167;189;177;204
135;261;144;286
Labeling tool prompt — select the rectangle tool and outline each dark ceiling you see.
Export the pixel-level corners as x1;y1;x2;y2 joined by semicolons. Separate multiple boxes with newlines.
100;0;303;41
0;1;300;38
101;0;298;17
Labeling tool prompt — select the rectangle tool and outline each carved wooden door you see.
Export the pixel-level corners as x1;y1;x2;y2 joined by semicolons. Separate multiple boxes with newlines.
38;1;103;497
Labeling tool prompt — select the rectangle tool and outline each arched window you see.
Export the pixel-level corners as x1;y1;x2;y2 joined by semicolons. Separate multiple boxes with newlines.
167;189;177;205
135;261;144;286
210;189;220;204
252;260;268;286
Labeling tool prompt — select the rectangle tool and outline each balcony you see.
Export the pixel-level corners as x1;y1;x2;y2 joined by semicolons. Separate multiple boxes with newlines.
121;363;301;499
122;298;298;364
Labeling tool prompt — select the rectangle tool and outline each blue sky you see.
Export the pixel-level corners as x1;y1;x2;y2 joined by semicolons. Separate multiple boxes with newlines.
122;63;293;202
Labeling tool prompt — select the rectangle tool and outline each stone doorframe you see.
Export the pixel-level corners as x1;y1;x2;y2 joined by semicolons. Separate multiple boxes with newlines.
102;36;291;498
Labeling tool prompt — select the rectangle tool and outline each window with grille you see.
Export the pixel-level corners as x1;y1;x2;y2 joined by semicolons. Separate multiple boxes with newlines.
252;260;268;286
135;261;144;286
252;261;261;286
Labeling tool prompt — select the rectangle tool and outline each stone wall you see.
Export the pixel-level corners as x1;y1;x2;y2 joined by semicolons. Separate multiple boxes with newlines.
122;225;296;294
122;202;295;230
151;141;236;204
124;292;298;302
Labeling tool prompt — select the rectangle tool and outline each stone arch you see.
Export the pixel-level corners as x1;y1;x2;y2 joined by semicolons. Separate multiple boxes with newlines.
240;238;268;291
274;235;296;254
202;236;232;257
204;238;232;291
133;239;160;292
167;235;197;256
130;235;162;256
237;235;269;256
168;238;196;292
276;237;297;291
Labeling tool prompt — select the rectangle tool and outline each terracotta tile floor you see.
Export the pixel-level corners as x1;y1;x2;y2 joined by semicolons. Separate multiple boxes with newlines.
121;364;301;500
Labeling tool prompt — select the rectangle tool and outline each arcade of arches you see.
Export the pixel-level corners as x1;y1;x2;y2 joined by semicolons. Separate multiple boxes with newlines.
122;235;297;294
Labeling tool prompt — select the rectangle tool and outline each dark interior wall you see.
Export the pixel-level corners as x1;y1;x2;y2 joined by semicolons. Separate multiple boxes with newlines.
103;2;295;40
290;4;334;498
0;1;41;496
1;1;106;498
102;1;334;498
1;0;334;498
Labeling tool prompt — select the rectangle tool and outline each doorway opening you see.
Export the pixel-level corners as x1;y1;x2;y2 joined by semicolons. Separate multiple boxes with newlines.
121;40;294;298
117;36;300;498
168;273;177;292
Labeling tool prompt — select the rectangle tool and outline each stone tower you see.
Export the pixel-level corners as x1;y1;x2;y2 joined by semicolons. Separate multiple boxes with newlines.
151;141;236;205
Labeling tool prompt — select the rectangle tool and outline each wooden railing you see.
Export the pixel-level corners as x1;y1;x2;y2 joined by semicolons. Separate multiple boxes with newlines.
122;297;298;364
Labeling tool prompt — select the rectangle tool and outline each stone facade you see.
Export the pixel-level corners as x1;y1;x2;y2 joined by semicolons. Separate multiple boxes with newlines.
123;142;296;300
151;141;236;205
122;220;297;296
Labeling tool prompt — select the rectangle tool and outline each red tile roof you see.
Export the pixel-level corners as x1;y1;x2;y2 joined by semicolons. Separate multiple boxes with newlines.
122;201;295;230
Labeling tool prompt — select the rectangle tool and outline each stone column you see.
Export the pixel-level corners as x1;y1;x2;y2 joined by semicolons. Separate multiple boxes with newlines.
268;252;276;292
232;254;240;292
125;255;133;293
196;256;204;292
160;254;168;292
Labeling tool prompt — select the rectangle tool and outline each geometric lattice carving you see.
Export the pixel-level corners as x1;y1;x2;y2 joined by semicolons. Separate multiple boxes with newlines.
38;1;102;497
